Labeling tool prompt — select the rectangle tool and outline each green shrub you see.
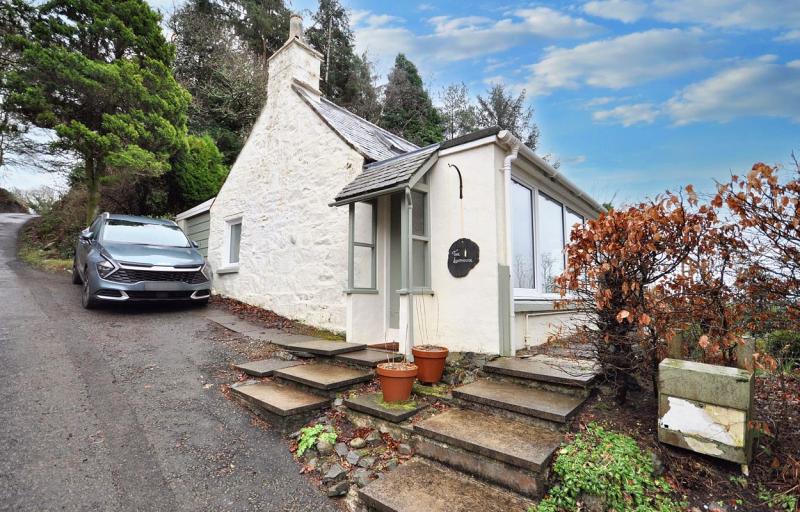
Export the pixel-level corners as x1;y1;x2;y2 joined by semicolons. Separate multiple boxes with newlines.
171;134;228;209
532;423;681;512
296;424;337;457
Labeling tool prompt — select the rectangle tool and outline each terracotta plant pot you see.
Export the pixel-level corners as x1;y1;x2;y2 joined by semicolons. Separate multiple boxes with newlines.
376;362;418;402
411;345;449;384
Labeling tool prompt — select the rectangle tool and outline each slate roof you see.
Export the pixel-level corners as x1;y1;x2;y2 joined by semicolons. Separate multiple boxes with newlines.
333;144;439;204
294;86;418;161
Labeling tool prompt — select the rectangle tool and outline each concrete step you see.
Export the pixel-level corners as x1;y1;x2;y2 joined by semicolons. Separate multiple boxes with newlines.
345;392;427;423
358;458;533;512
414;408;562;472
229;381;329;433
412;409;561;498
233;358;301;377
272;338;366;356
453;379;585;424
484;355;599;388
334;348;404;367
274;362;373;392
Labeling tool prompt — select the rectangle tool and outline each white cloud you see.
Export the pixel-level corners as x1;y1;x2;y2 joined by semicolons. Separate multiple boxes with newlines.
651;0;800;31
593;103;659;126
776;30;800;42
353;7;601;75
526;29;707;95
583;0;647;23
667;57;800;124
582;0;800;31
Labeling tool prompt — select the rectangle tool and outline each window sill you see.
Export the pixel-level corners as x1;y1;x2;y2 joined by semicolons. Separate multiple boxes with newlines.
398;288;434;296
216;265;239;275
345;288;379;295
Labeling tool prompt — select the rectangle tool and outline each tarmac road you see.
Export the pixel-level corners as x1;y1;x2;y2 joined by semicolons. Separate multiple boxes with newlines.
0;213;336;512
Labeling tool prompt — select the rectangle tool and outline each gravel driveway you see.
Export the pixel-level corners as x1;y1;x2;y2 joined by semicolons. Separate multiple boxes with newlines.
0;213;336;512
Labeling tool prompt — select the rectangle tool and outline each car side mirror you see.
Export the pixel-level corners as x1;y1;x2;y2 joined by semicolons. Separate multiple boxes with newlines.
80;229;93;241
191;240;199;248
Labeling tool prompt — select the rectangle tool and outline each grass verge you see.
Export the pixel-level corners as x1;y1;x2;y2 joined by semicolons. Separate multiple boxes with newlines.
17;219;72;273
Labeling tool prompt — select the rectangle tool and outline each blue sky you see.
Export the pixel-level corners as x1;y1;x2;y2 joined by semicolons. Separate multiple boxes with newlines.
3;0;798;206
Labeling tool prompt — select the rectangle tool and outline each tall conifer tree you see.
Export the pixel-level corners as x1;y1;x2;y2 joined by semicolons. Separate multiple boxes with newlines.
381;54;442;146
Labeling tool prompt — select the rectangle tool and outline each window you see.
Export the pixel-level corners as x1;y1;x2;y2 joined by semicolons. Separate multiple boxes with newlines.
224;217;242;269
102;219;190;247
511;179;586;298
411;189;430;289
349;201;376;290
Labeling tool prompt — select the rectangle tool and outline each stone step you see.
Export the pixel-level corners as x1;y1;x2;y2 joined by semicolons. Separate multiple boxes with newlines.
274;362;373;391
229;381;329;433
345;392;427;423
453;379;585;424
233;358;301;377
334;348;404;367
413;408;562;472
358;458;533;512
272;338;367;356
484;355;599;388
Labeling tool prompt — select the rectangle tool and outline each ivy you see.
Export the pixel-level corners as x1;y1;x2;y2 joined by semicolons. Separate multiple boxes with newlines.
296;424;337;457
532;424;682;512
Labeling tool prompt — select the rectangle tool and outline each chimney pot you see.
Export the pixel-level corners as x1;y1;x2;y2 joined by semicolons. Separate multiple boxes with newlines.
289;14;303;42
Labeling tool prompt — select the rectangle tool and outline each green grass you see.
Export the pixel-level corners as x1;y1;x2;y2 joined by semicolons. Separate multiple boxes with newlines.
18;235;72;273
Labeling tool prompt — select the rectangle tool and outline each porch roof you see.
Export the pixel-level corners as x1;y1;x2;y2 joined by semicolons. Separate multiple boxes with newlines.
331;144;439;206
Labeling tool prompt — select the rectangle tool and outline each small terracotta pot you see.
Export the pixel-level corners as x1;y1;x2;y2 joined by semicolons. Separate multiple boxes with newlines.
376;362;418;402
411;345;449;384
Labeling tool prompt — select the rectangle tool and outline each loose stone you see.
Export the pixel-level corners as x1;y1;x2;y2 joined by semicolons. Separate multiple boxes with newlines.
327;480;350;497
365;431;382;446
353;468;372;488
349;437;366;449
397;443;412;456
357;456;375;468
322;463;346;484
316;439;333;456
346;451;360;466
334;442;349;457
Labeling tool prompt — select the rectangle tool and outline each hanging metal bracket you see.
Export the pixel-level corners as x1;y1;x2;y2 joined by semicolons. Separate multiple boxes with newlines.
448;163;463;199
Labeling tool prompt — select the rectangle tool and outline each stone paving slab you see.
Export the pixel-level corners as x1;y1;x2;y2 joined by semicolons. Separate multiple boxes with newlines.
230;381;329;416
413;408;562;471
344;392;426;423
274;339;367;356
453;379;585;423
274;363;373;390
233;359;301;377
358;458;533;512
484;355;598;387
334;349;404;367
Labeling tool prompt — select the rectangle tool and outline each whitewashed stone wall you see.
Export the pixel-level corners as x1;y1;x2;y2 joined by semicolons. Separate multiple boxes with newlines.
207;37;363;332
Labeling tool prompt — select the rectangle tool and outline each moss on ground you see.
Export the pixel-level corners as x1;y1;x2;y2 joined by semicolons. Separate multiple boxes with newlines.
412;382;450;398
377;394;419;411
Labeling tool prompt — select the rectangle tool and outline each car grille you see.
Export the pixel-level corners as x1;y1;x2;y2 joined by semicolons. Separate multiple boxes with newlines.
105;268;208;284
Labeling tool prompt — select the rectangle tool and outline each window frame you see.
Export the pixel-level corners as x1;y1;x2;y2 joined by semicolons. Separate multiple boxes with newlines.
347;200;378;293
409;186;431;291
220;215;243;273
511;176;585;301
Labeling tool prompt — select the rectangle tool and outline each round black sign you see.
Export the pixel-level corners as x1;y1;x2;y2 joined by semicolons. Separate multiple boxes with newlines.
448;238;479;278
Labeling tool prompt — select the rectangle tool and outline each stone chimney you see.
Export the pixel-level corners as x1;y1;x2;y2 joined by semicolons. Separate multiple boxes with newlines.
289;13;304;42
267;13;322;96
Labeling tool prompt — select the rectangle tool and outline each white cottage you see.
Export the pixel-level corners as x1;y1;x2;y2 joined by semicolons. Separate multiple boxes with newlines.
206;15;603;358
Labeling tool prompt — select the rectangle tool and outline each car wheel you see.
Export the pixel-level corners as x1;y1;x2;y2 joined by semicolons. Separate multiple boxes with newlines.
71;259;82;285
81;274;97;309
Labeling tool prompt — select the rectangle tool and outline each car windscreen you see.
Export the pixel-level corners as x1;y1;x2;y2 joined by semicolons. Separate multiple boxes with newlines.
101;219;190;247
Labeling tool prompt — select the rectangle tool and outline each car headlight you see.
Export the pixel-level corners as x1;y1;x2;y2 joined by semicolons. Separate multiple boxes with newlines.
201;262;212;280
96;257;116;278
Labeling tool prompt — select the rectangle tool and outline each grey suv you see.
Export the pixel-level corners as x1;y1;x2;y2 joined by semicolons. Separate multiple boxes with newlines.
73;213;212;308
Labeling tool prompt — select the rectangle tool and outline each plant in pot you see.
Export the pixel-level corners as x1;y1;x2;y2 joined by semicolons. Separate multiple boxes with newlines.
411;345;449;384
376;360;418;402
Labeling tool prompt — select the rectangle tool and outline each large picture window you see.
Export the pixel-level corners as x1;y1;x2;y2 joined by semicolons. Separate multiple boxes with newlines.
511;179;584;298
